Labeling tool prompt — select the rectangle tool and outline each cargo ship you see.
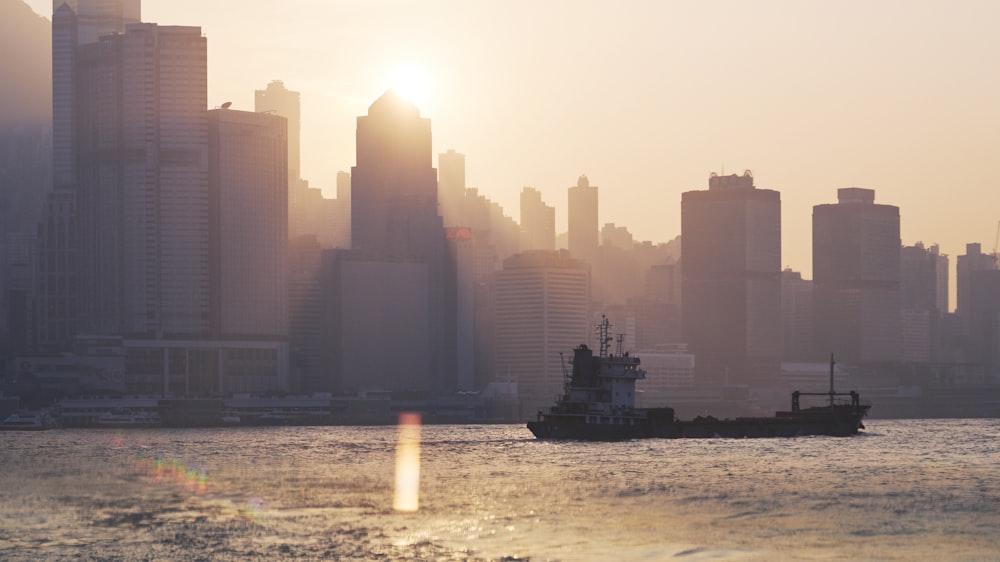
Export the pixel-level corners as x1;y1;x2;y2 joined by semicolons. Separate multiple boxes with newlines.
527;318;870;440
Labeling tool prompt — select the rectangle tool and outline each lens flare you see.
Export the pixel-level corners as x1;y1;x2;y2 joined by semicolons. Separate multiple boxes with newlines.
393;412;422;512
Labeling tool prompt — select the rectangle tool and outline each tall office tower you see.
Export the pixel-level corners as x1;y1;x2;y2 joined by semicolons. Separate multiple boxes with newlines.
254;80;300;183
956;243;996;335
520;187;555;250
813;188;901;364
781;269;814;361
41;0;139;351
495;250;589;418
207;108;288;338
967;270;1000;371
75;23;208;337
52;0;140;189
568;175;598;262
900;243;948;362
338;90;449;392
438;149;466;227
351;90;442;258
681;171;782;386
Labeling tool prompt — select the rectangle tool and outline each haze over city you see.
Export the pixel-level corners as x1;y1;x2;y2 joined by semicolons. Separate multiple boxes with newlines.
19;0;1000;285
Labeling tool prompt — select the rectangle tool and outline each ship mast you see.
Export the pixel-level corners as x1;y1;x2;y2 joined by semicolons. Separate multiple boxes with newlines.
597;316;613;358
829;354;836;406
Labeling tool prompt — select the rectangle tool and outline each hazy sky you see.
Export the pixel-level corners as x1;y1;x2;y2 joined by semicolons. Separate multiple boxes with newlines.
25;0;1000;290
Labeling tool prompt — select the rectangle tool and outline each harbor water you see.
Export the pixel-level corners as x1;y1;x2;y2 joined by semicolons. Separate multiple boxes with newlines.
1;419;998;561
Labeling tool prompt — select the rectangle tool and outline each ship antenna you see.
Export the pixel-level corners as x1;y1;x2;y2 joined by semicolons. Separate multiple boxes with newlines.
829;353;836;407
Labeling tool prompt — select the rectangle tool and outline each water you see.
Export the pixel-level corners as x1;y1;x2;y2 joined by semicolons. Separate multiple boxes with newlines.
1;420;998;561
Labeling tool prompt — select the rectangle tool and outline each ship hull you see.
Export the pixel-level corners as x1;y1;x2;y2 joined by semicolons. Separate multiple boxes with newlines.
527;409;867;441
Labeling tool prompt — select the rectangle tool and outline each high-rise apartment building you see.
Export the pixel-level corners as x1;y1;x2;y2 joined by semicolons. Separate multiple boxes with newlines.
495;250;589;418
520;187;555;250
813;188;901;364
781;269;814;361
681;171;782;386
900;243;948;362
438;149;466;227
568;175;598;262
207;108;288;338
254;80;300;183
956;242;996;334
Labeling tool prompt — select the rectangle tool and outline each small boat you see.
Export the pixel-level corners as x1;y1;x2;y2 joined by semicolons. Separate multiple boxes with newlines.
96;408;162;429
0;411;58;431
527;318;871;440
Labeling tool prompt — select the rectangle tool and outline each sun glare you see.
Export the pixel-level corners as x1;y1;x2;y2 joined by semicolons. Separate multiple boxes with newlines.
387;63;431;107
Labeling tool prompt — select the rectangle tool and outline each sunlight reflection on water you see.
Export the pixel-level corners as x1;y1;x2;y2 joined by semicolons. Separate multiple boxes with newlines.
0;420;998;561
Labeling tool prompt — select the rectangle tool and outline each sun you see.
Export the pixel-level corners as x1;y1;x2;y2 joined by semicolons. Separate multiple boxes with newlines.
386;63;431;107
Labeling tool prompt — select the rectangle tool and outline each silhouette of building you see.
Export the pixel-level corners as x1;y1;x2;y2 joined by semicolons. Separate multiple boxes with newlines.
956;242;996;335
255;80;346;247
327;90;450;393
495;250;589;418
900;243;948;362
813;188;901;364
781;269;814;361
601;223;634;250
568;175;598;262
254;80;300;183
207;108;288;340
75;22;209;338
38;0;140;352
967;270;1000;372
438;149;465;227
520;187;555;250
681;171;782;386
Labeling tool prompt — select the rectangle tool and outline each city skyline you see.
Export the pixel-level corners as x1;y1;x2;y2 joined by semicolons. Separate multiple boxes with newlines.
19;0;1000;290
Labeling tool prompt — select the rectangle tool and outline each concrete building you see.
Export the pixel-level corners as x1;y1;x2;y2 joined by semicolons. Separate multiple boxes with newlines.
75;23;209;337
956;242;996;335
781;269;814;362
813;188;901;364
520;187;555;250
900;243;948;362
568;175;598;262
207;108;288;339
438;149;466;227
40;0;140;352
339;90;450;392
681;171;783;386
495;250;589;418
254;80;300;183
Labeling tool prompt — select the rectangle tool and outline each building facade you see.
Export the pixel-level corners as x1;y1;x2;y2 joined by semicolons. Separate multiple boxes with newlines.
568;175;598;262
520;187;555;251
495;250;590;418
681;171;783;386
813;187;901;364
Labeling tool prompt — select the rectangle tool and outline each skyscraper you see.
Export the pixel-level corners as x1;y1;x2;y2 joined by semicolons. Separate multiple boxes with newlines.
813;188;901;364
75;23;209;337
681;171;782;386
40;0;140;350
351;90;441;259
334;90;449;392
254;80;300;184
495;250;590;417
956;242;996;334
207;108;288;338
438;149;466;227
568;175;598;262
520;187;555;250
